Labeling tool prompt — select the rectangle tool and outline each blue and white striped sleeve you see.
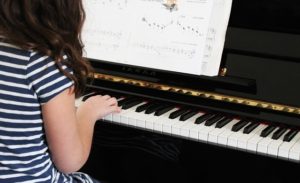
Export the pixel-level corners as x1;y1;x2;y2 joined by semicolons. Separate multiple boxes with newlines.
26;52;74;104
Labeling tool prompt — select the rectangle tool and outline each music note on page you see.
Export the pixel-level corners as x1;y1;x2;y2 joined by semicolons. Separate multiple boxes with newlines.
82;0;233;76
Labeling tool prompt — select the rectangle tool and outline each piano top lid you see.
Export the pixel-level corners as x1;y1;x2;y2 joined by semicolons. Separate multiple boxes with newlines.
87;0;300;114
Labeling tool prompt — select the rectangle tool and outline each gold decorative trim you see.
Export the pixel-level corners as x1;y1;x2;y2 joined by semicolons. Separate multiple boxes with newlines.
92;73;300;115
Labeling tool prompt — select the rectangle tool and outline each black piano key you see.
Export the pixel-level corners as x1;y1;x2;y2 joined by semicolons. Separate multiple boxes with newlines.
154;105;175;116
205;114;224;126
215;117;232;128
195;113;214;124
272;127;288;140
169;108;189;119
121;99;144;110
231;120;249;132
179;110;198;121
260;125;276;137
243;122;260;134
118;97;136;107
109;93;122;99
283;130;299;142
135;102;154;113
145;103;163;114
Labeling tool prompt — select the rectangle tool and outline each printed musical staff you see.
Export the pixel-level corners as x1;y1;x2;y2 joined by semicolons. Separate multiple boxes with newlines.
141;16;204;37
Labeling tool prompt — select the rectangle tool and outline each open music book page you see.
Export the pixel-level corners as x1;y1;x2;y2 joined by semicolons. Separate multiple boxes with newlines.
82;0;232;76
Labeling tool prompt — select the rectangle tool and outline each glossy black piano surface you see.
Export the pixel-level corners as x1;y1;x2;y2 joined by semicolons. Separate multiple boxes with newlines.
80;1;300;183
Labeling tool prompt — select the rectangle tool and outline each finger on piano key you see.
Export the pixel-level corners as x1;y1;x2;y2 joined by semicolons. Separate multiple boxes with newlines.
104;96;126;122
75;92;99;108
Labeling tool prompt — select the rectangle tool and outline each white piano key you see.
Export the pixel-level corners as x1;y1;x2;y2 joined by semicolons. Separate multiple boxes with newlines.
227;124;250;148
145;113;158;131
119;109;133;125
112;112;122;123
179;113;205;138
153;108;179;133
236;124;265;150
171;113;199;136
162;110;191;134
289;137;300;161
150;113;174;133
217;119;242;146
162;117;180;134
208;119;239;144
103;113;113;122
246;125;270;153
267;130;290;157
278;132;300;159
198;123;219;142
123;102;147;127
189;121;207;141
136;113;147;128
256;127;279;154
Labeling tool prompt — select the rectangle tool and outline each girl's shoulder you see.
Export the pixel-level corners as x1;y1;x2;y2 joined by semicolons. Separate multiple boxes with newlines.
0;39;32;61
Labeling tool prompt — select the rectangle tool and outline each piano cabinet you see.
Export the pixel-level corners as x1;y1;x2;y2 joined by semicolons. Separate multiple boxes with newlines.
78;1;300;182
81;122;300;183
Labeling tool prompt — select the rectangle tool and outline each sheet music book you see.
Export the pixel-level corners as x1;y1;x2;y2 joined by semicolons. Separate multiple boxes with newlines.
82;0;232;76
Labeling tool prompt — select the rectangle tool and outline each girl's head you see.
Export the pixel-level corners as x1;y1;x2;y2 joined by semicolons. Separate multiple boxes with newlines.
0;0;91;96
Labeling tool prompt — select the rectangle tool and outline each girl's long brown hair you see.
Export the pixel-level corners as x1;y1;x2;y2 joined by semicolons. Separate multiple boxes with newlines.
0;0;91;97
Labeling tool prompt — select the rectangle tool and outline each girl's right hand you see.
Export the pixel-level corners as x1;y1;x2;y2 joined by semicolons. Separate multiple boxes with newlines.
76;95;121;123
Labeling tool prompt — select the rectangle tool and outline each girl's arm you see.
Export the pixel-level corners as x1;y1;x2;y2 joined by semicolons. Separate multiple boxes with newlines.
42;87;121;173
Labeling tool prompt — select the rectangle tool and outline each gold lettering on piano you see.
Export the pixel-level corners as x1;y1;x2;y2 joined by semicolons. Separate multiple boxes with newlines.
92;73;300;115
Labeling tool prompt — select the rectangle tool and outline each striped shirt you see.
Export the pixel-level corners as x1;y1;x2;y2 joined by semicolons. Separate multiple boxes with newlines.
0;40;94;182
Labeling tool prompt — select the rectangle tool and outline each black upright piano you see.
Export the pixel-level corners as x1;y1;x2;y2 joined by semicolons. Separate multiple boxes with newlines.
80;1;300;183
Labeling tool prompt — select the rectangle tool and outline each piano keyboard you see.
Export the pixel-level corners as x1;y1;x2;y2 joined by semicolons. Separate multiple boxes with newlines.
75;92;300;163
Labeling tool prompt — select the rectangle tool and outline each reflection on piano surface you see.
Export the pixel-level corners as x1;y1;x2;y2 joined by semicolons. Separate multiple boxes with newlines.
80;1;300;183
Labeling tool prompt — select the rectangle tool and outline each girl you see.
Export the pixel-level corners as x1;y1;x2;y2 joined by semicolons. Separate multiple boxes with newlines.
0;0;121;182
